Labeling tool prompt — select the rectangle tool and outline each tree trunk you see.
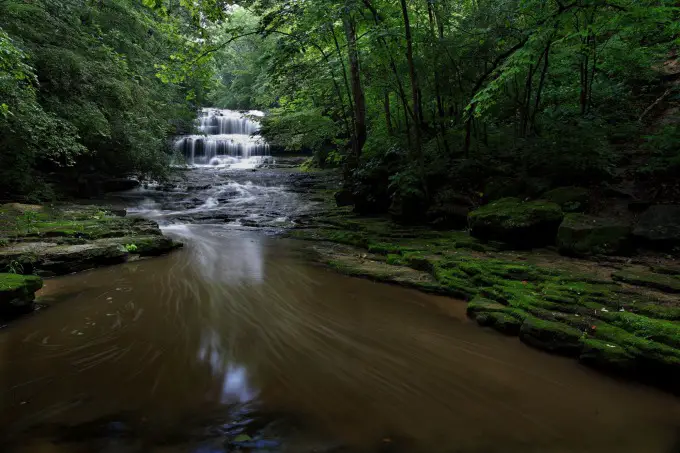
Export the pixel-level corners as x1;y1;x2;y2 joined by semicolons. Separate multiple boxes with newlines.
384;90;394;135
531;40;552;133
400;0;422;154
330;27;355;121
342;10;367;171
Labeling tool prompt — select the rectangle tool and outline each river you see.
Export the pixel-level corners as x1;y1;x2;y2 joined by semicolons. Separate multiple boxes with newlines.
0;124;679;452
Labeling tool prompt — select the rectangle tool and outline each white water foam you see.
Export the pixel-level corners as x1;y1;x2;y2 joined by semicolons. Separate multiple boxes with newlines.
176;108;271;169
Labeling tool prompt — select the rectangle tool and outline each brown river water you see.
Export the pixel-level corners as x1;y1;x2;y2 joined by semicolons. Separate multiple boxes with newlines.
0;166;679;453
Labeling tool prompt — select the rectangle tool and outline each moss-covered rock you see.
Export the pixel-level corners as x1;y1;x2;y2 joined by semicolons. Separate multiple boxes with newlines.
557;214;631;256
22;244;128;276
592;321;680;391
468;198;564;248
633;204;680;250
426;190;474;230
0;204;181;277
543;187;589;213
334;190;354;207
651;264;680;276
597;311;680;349
612;269;680;293
579;339;637;374
466;297;507;317
519;317;583;356
474;311;523;335
104;236;183;257
291;198;680;392
0;273;43;316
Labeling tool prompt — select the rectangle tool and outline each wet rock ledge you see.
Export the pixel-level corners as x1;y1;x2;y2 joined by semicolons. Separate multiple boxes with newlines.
289;207;680;394
0;273;43;318
0;203;182;278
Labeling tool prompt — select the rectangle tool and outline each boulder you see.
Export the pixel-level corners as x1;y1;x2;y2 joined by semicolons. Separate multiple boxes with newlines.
633;204;680;250
519;317;583;356
468;198;564;248
428;204;470;229
543;186;589;213
427;191;473;230
475;311;523;335
0;243;129;277
334;190;354;207
0;274;43;316
557;214;631;256
102;236;183;257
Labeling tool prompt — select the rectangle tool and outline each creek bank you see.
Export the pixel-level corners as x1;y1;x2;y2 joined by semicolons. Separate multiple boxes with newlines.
0;273;43;319
0;203;182;279
288;192;680;393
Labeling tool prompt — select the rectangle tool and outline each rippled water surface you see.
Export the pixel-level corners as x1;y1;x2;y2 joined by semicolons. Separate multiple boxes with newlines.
1;166;679;453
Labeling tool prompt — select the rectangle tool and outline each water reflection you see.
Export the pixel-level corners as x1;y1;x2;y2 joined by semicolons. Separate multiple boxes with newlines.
165;224;264;284
0;228;679;452
198;330;257;404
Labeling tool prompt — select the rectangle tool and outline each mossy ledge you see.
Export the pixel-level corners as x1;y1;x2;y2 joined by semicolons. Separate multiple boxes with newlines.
0;273;43;318
289;212;680;394
0;203;182;277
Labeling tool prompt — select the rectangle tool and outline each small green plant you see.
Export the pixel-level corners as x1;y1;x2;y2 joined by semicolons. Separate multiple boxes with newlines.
7;260;24;274
300;157;316;172
92;210;108;220
17;211;40;235
124;243;138;252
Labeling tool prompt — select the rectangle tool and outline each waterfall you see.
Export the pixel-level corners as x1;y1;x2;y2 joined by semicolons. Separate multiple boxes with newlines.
176;108;270;167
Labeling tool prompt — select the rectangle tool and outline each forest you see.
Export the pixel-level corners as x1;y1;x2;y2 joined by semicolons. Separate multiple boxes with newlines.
1;0;679;212
1;0;680;449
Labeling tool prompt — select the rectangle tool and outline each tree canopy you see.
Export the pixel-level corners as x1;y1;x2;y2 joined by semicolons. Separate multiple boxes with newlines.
0;0;224;199
1;0;679;207
207;0;680;214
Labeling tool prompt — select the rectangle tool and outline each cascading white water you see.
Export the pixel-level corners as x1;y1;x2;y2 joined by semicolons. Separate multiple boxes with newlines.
176;108;270;167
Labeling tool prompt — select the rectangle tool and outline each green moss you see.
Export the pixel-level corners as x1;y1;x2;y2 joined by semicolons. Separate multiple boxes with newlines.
651;265;680;276
326;258;448;295
0;273;43;314
106;236;183;256
435;231;493;252
466;297;507;317
597;311;680;349
401;252;436;272
293;206;680;390
579;339;637;373
519;317;584;356
543;186;589;212
386;254;406;266
474;311;523;335
432;264;478;299
612;269;680;293
0;273;42;294
469;198;563;228
593;322;680;367
468;198;563;247
368;242;403;255
557;214;631;256
631;302;680;321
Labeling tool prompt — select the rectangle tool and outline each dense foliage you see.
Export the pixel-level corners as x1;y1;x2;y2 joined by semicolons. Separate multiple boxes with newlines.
209;0;680;216
3;0;679;207
0;0;221;200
